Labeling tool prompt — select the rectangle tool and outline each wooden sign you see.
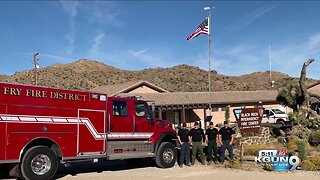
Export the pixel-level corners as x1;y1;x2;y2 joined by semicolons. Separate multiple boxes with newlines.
233;108;264;132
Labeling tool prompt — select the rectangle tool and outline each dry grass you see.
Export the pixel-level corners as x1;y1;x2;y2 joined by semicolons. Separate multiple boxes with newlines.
243;144;272;156
242;138;283;156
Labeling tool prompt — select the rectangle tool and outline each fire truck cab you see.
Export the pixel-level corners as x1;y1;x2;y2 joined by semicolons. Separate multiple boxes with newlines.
0;82;177;180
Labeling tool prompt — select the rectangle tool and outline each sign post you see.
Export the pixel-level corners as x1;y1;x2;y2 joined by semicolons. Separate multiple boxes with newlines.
234;108;265;166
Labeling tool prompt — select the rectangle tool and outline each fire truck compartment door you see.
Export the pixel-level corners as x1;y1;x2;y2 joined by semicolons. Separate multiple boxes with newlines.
109;100;133;133
0;105;6;160
77;109;106;156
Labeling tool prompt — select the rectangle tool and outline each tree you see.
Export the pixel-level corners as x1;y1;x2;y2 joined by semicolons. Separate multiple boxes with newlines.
299;59;315;108
276;83;304;112
224;106;230;122
277;59;316;113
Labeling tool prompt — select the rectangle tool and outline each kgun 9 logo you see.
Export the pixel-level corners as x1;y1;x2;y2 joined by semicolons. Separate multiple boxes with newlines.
255;150;300;171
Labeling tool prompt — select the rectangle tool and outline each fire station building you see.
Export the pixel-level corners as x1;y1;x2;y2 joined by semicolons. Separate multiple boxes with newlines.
92;80;286;129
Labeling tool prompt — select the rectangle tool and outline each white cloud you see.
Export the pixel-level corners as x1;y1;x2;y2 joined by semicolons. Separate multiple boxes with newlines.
40;53;74;63
224;6;274;31
12;51;75;64
65;19;76;55
127;48;175;68
308;34;320;50
244;6;274;24
80;1;124;27
207;32;320;79
61;1;78;17
270;34;320;78
60;1;123;56
60;1;79;55
129;48;148;57
89;33;105;55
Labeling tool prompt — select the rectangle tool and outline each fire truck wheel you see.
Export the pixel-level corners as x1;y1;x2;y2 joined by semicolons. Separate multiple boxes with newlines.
155;142;177;168
20;146;58;180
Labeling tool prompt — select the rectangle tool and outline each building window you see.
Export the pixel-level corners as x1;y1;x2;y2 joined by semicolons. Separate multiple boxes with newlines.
113;100;128;116
221;107;226;111
211;107;219;112
174;111;180;126
162;112;167;120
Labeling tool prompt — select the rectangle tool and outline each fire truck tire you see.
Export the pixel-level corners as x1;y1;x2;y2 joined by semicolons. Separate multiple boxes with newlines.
155;142;177;168
20;146;58;180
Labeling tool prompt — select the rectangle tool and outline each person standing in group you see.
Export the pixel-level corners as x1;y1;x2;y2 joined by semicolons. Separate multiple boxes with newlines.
218;121;235;164
177;122;191;168
189;121;206;165
205;121;219;165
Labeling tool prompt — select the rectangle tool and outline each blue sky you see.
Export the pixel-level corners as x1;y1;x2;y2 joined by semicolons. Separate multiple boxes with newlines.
1;1;320;79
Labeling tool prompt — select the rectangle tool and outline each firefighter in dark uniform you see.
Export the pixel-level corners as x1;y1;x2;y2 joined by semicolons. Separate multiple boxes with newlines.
218;121;235;164
177;122;191;168
205;121;219;165
189;121;205;165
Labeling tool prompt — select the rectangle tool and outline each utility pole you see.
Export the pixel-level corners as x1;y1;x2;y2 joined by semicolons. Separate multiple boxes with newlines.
269;45;274;89
33;52;39;85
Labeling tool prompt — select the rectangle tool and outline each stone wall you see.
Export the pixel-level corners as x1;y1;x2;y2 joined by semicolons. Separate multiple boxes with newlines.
239;127;271;145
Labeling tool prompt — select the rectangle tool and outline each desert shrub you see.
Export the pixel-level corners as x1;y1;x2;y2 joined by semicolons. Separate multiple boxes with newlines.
301;159;316;171
310;157;320;170
291;125;312;139
301;119;313;127
313;118;320;129
286;137;299;150
296;139;308;161
288;111;306;125
277;136;287;144
308;131;320;146
243;144;269;156
225;160;242;169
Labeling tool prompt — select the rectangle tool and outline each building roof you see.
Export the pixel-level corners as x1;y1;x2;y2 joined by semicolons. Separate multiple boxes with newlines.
308;81;320;96
91;80;169;96
118;90;278;109
92;80;278;109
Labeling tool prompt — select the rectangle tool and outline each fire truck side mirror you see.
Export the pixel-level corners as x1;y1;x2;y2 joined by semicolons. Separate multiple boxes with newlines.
147;102;156;122
151;103;156;114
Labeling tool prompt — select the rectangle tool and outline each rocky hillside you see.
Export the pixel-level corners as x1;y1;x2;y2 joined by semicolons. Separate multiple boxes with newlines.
0;59;318;92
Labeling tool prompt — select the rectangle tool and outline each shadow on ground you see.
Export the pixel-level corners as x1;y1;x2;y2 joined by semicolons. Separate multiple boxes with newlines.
0;158;156;180
54;158;157;179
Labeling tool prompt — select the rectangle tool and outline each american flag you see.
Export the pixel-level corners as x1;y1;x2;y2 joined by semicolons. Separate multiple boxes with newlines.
187;17;210;41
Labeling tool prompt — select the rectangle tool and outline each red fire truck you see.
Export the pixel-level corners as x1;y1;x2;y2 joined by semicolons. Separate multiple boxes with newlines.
0;82;178;180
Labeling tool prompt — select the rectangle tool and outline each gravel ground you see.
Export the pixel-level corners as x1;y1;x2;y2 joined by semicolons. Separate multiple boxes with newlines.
1;159;320;180
58;160;320;180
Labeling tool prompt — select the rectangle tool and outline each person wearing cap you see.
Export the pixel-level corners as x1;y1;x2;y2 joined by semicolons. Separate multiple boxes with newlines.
189;121;206;165
218;121;235;164
205;121;219;165
177;122;191;168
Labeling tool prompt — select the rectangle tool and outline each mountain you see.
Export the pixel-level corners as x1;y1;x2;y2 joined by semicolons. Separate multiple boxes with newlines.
0;59;318;92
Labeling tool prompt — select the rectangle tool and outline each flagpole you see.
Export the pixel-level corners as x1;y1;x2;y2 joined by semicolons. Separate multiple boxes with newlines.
204;7;213;116
208;14;211;116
